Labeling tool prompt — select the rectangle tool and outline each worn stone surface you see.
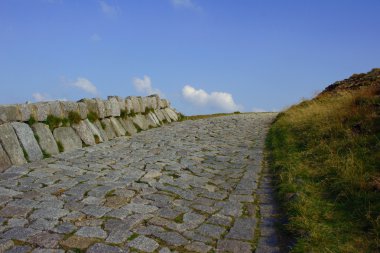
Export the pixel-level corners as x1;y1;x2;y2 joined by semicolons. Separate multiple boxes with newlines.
47;101;64;118
101;118;117;140
107;97;121;117
53;127;82;152
94;120;109;142
0;105;21;123
0;123;26;165
33;103;50;122
120;118;137;136
132;114;149;131
77;102;88;119
164;108;178;121
0;113;283;252
60;102;79;118
110;117;125;137
31;123;59;155
72;120;96;146
11;122;43;162
0;143;12;172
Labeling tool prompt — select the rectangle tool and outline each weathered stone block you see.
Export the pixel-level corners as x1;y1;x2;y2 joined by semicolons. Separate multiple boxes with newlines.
60;101;79;118
0;105;21;123
130;96;142;113
165;108;179;121
115;96;126;111
145;114;157;128
72;120;96;146
148;94;160;109
101;118;117;140
160;109;172;123
84;119;104;143
34;103;50;121
125;97;133;114
31;123;59;156
94;99;106;119
141;97;149;112
120;118;137;136
18;104;31;122
110;117;125;137
47;101;64;118
53;127;82;152
148;112;161;126
77;102;88;120
0;143;12;172
107;97;121;116
132;115;149;130
0;123;26;165
11;122;43;162
104;100;113;117
154;110;165;122
94;120;109;142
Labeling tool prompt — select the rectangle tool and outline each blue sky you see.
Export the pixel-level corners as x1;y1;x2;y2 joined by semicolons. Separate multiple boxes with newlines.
1;0;379;115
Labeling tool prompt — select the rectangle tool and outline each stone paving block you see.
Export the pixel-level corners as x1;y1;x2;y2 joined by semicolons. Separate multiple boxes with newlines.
75;226;107;239
59;235;97;250
53;127;82;152
196;223;226;239
0;123;27;165
31;123;59;155
216;239;252;253
87;243;125;253
27;232;63;248
154;231;188;246
11;122;43;162
226;217;257;241
5;245;32;253
0;205;32;218
128;235;159;253
2;226;40;241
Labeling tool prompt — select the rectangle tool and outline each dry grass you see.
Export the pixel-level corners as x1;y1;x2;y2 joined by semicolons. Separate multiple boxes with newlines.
267;85;380;252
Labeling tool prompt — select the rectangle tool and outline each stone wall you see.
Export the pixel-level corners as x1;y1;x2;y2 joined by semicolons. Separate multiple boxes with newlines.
0;95;180;171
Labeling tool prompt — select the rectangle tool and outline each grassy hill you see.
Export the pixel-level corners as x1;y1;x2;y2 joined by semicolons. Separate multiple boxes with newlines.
266;69;380;252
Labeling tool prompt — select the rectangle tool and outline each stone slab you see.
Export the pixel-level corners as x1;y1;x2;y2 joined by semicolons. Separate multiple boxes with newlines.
72;120;96;146
11;122;43;162
53;127;82;152
31;123;59;155
165;108;179;121
107;97;121;117
132;115;149;131
0;123;26;165
120;118;137;136
94;120;108;142
84;119;104;143
77;102;88;120
101;118;117;140
0;143;12;172
110;117;125;137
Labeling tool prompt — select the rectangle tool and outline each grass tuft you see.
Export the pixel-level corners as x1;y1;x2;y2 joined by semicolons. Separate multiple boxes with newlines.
46;115;62;130
68;111;81;125
87;111;99;123
27;115;36;125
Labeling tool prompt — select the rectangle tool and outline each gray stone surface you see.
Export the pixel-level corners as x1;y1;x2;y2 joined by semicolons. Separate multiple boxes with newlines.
0;143;12;172
101;118;117;139
125;97;133;114
128;235;159;252
164;108;178;121
18;104;31;122
47;101;64;118
0;123;26;165
132;115;149;130
104;100;113;118
120;118;137;136
110;117;125;137
31;123;59;156
53;127;82;152
130;96;142;113
84;119;104;143
77;102;88;119
60;101;79;118
0;105;21;123
72;120;96;146
33;103;50;121
0;113;282;252
94;98;106;119
94;120;109;142
107;97;121;117
11;122;43;162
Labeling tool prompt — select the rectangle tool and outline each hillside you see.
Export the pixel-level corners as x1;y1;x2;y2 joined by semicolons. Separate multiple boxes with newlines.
267;69;380;252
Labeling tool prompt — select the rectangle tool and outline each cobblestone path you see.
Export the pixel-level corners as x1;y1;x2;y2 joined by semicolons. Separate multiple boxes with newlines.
0;113;281;253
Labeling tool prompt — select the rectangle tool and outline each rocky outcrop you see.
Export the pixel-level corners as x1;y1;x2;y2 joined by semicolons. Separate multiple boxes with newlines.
0;94;181;169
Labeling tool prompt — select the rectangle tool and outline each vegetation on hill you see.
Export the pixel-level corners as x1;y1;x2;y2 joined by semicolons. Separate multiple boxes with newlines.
266;69;380;252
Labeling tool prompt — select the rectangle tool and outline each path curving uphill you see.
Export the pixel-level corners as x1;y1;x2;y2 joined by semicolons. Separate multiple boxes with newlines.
0;113;281;253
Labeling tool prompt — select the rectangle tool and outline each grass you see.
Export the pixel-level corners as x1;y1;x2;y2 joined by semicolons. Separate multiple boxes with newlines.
120;109;128;119
94;134;100;144
87;111;99;123
46;115;62;130
22;147;29;162
42;149;51;158
27;115;36;126
266;85;380;252
68;111;81;125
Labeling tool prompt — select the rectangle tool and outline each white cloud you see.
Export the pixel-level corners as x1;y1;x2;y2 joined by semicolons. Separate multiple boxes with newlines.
99;1;119;17
90;33;101;42
171;0;201;11
32;93;50;102
70;77;98;95
182;85;241;112
133;75;162;96
32;93;67;102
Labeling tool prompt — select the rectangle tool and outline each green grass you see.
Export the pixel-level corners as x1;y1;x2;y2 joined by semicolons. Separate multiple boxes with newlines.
22;147;29;162
94;134;100;144
120;109;128;119
42;149;51;158
87;111;99;123
27;115;36;125
266;85;380;252
46;115;62;130
68;111;81;125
